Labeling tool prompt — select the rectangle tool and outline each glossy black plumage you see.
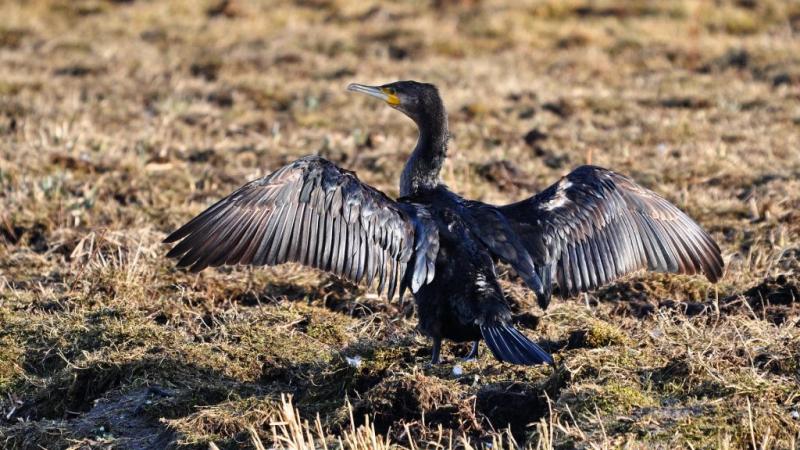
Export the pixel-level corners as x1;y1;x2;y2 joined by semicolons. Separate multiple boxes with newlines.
164;80;724;366
500;166;725;309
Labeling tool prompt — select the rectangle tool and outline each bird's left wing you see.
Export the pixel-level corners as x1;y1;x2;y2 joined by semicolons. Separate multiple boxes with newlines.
164;155;437;300
498;165;724;309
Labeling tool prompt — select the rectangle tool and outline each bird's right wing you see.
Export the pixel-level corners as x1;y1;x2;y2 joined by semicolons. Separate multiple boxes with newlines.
164;155;438;300
499;165;724;308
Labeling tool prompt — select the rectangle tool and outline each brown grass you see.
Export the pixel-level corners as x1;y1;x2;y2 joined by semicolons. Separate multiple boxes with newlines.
1;0;799;448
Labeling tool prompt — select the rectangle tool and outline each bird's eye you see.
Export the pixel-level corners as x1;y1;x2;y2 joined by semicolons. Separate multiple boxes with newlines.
383;87;395;95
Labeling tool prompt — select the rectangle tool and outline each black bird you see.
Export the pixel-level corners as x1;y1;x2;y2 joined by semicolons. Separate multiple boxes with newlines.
164;81;724;366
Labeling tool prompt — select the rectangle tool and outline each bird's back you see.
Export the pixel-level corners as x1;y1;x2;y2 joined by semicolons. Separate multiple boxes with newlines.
402;186;512;340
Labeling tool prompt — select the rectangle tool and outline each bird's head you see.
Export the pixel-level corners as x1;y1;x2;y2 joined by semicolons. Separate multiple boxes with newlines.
347;80;445;127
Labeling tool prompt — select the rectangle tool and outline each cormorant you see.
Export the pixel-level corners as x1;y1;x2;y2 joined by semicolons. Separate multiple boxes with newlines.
164;81;724;366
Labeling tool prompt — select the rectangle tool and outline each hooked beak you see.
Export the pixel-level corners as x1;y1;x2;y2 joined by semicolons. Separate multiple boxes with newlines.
346;83;401;106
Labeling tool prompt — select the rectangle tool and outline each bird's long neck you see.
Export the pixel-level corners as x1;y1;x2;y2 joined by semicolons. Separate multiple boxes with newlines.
400;108;448;197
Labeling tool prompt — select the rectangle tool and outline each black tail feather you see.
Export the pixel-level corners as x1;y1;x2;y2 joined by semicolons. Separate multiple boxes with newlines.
481;323;554;366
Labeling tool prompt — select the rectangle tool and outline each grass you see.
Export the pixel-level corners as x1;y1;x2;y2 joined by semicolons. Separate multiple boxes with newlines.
1;0;799;448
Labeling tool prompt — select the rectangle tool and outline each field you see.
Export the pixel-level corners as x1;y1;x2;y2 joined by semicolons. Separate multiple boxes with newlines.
1;0;799;448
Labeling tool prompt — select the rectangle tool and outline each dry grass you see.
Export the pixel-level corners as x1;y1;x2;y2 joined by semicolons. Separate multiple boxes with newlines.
1;0;799;448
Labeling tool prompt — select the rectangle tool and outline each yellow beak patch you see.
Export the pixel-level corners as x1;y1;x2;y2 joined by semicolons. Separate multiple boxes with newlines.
381;88;401;106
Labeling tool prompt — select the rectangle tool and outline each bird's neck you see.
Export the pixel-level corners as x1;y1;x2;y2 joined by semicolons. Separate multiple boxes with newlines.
400;112;448;197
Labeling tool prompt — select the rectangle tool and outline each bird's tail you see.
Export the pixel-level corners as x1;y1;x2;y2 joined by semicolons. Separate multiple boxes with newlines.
480;322;554;366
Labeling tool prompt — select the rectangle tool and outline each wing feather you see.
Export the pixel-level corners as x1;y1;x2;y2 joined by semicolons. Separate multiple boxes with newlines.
164;156;439;300
499;165;724;308
221;210;262;265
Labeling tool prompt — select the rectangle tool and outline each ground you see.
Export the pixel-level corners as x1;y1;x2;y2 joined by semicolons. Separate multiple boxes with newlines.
1;0;799;449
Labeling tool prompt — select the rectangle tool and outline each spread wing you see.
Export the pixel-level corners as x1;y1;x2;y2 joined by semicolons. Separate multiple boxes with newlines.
164;155;438;300
499;165;724;308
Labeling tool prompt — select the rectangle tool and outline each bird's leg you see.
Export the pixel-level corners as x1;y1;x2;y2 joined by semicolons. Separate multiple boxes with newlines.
463;341;479;361
430;338;442;365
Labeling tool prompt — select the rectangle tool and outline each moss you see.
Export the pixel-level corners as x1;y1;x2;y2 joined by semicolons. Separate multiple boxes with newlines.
621;403;741;448
363;345;412;372
673;407;738;448
231;305;351;367
587;321;627;347
606;383;656;411
0;335;23;393
304;311;351;347
560;381;657;417
570;320;630;349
